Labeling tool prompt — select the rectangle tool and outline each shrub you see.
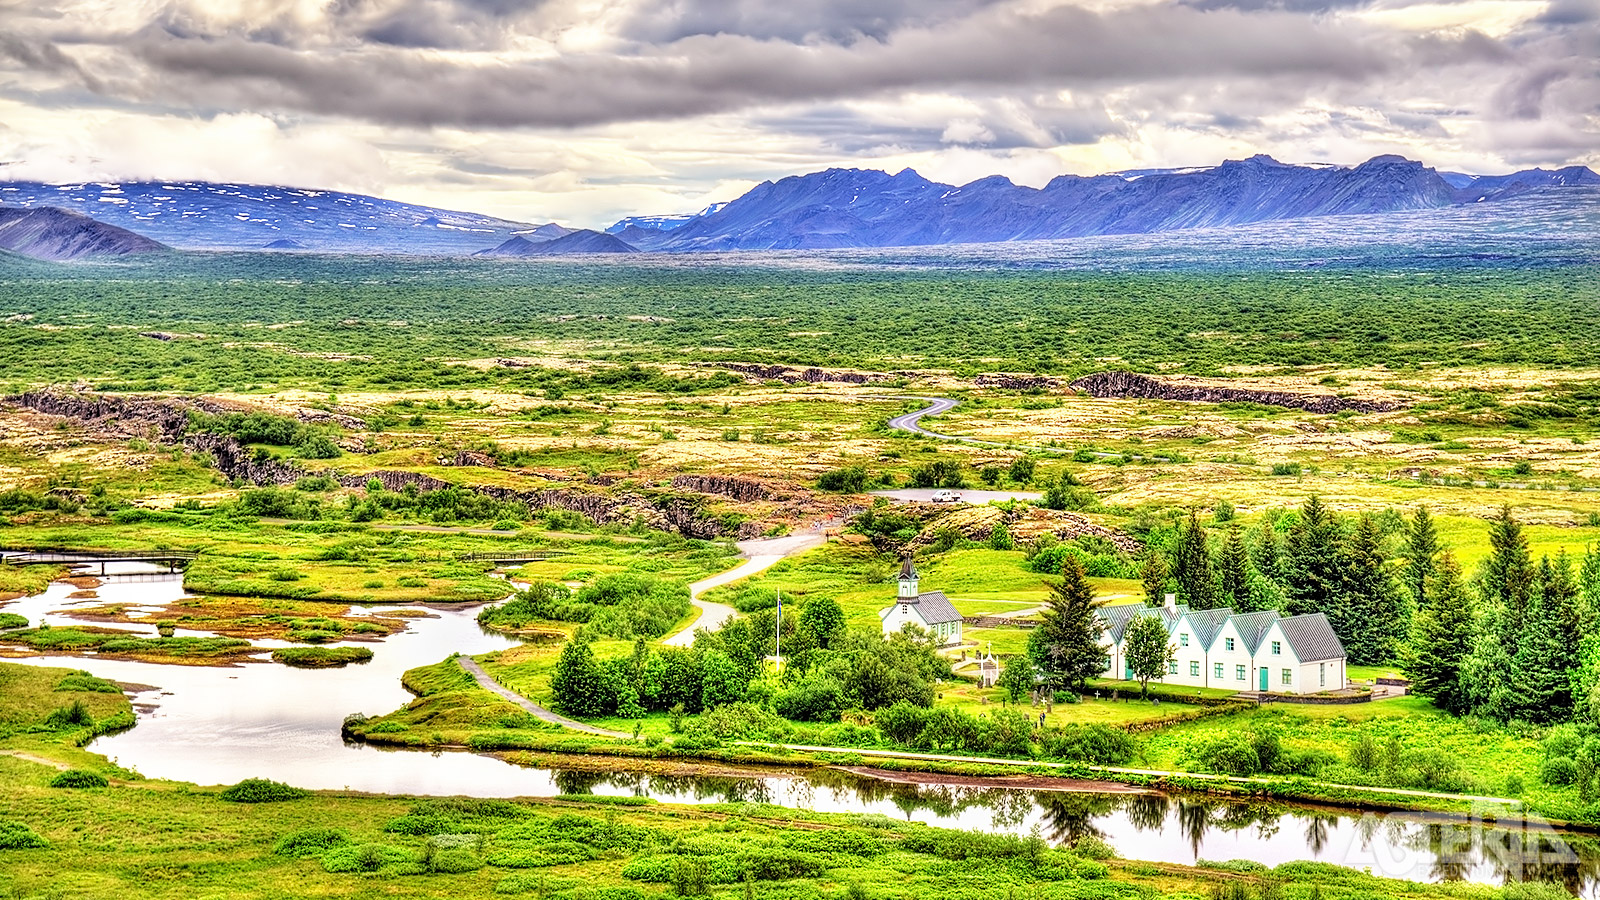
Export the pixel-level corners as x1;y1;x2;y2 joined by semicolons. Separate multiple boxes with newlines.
55;671;122;693
817;466;869;493
1542;756;1579;786
0;612;26;629
44;699;93;730
273;828;351;857
219;778;308;803
0;820;48;850
429;847;483;873
1046;724;1137;766
321;843;413;873
49;769;108;789
1194;735;1262;776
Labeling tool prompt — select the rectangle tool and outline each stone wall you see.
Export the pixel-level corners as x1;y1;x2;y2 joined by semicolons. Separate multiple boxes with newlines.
1070;371;1402;414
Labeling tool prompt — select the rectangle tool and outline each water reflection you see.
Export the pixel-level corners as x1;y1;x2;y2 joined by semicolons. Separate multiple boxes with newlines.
4;570;1600;896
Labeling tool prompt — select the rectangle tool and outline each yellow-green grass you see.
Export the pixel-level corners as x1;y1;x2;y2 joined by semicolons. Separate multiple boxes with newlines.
935;678;1187;728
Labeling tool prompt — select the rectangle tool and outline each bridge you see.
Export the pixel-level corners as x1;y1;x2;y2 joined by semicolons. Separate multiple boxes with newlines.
456;550;572;564
1;549;199;574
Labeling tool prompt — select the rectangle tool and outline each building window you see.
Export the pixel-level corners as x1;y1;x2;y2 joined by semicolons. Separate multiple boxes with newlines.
1271;641;1281;655
1168;661;1178;675
1236;665;1246;681
1320;663;1326;687
1225;637;1235;651
1189;661;1200;676
1180;633;1189;647
1213;663;1223;679
1282;668;1292;685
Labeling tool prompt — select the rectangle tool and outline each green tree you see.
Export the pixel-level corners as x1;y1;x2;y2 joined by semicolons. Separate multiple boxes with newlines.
551;637;611;717
996;655;1036;704
1123;614;1175;699
1515;553;1582;723
1482;506;1535;656
1139;551;1169;605
1027;555;1107;693
1336;514;1405;665
1284;495;1344;617
798;597;846;651
699;649;746;710
1172;509;1216;609
1251;518;1286;585
1402;505;1439;611
1008;456;1037;486
989;521;1015;551
1405;550;1475;714
1216;525;1251;609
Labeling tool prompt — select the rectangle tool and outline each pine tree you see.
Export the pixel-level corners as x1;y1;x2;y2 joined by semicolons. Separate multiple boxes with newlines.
1140;551;1169;605
1284;495;1344;617
1572;545;1600;721
1337;514;1405;665
1405;550;1475;714
1251;518;1286;585
1402;505;1439;611
1172;509;1217;609
1216;525;1251;610
1515;553;1582;723
1482;506;1534;657
1028;554;1108;692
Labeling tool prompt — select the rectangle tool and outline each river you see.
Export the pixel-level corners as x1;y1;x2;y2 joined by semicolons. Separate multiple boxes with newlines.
2;566;1596;896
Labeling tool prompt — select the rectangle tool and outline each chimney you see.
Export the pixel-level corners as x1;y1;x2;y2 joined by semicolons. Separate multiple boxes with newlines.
1164;593;1177;612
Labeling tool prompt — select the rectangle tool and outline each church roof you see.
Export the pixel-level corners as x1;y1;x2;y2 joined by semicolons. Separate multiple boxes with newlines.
902;590;962;625
899;555;917;580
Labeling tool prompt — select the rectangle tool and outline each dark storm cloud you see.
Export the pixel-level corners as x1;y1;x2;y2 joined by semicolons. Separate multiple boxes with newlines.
102;4;1406;130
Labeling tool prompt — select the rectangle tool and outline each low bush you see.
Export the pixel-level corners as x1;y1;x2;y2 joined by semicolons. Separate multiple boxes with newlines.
219;778;308;803
0;820;48;850
49;769;108;789
53;671;119;693
271;647;374;668
321;843;413;873
273;828;351;857
0;613;26;629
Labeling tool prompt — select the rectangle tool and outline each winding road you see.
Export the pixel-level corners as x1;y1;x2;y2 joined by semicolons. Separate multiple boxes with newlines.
662;532;827;647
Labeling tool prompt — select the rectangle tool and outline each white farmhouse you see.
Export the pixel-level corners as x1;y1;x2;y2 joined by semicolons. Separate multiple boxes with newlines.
1094;598;1346;696
879;556;963;646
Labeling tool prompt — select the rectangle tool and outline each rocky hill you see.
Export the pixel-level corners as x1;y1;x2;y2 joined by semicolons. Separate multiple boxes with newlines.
0;206;166;261
478;229;638;257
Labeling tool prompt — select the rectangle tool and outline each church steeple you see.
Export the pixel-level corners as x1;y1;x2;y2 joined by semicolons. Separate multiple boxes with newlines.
897;554;919;600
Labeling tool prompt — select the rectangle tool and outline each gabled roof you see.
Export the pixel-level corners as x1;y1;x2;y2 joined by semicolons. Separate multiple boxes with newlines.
1158;604;1190;629
899;591;962;625
1096;602;1150;643
1277;613;1345;662
1182;607;1234;649
1225;610;1280;654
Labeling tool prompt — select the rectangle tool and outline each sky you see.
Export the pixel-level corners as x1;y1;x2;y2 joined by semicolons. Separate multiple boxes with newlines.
0;0;1595;229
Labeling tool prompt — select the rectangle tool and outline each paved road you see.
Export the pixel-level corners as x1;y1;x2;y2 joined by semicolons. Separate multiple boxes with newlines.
457;656;629;738
663;533;826;647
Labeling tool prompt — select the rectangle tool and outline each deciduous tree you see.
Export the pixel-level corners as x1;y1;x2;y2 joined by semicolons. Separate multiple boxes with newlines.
1124;614;1175;699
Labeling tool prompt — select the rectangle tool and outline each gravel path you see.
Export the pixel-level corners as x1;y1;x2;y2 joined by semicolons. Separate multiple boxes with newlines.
457;656;629;738
662;533;826;647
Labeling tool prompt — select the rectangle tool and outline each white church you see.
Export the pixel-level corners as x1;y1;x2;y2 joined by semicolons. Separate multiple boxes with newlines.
878;556;964;646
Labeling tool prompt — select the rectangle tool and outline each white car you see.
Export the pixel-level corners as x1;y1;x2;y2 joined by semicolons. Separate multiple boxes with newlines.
929;489;963;503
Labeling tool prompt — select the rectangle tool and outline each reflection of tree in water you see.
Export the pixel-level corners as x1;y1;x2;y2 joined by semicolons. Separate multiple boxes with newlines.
550;769;607;795
1301;812;1338;856
1036;792;1116;847
1479;822;1600;896
1125;794;1169;833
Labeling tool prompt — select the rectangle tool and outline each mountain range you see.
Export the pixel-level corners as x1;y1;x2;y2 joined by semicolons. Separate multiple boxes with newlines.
0;154;1595;262
0;206;166;261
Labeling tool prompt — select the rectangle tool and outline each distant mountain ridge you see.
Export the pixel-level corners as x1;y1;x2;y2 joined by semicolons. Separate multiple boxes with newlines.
0;206;166;261
0;181;568;254
477;229;637;257
618;155;1600;251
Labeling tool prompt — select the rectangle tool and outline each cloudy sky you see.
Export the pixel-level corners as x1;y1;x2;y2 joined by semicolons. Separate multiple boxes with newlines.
0;0;1595;227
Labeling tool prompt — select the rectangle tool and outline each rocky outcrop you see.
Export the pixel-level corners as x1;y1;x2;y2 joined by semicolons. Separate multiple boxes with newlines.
715;363;897;385
974;375;1061;390
184;433;308;486
1070;371;1402;414
670;474;769;502
437;450;497;467
17;391;196;442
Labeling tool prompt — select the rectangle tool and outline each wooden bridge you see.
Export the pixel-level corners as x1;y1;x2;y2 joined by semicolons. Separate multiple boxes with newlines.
1;549;199;574
456;550;572;564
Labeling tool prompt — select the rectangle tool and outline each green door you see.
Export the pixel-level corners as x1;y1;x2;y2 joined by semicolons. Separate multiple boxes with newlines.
1258;667;1268;691
1124;662;1132;680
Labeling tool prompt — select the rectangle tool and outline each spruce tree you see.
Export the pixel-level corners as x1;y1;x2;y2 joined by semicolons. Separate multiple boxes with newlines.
1172;509;1217;609
1028;554;1108;693
1284;495;1344;617
1337;514;1405;665
1216;525;1251;610
1406;550;1475;714
1402;505;1439;611
1140;551;1169;605
1482;506;1534;656
1251;518;1286;585
1515;553;1582;723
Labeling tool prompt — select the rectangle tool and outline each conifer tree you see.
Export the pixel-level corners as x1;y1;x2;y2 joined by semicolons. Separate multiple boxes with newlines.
1251;517;1286;585
1284;495;1344;617
1216;525;1251;610
1337;514;1405;665
1406;550;1474;714
1172;509;1217;609
1027;554;1108;693
1140;551;1169;605
1572;545;1600;721
1482;506;1534;656
1515;553;1582;723
1402;505;1439;611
